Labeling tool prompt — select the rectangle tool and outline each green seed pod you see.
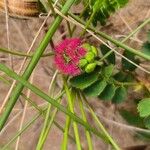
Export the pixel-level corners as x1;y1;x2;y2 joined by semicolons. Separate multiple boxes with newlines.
85;52;95;63
91;46;98;56
82;43;91;51
79;59;88;68
85;62;97;73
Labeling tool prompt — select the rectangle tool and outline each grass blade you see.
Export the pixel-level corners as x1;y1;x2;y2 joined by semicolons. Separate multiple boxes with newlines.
0;63;108;142
0;0;76;130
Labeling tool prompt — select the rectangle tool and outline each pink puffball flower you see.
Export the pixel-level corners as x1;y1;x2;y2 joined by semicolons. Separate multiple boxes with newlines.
54;38;86;76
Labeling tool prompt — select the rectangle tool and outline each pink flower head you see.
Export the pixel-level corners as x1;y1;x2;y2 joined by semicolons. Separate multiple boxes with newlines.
54;38;86;76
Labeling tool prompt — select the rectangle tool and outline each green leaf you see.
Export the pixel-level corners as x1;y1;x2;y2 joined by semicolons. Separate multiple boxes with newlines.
122;51;139;71
117;0;128;7
70;69;99;89
138;98;150;117
82;0;128;26
142;42;150;56
147;30;150;42
120;110;144;127
100;44;115;64
84;80;107;97
99;84;116;101
144;116;150;129
113;71;134;82
113;71;126;82
112;86;127;103
102;65;114;78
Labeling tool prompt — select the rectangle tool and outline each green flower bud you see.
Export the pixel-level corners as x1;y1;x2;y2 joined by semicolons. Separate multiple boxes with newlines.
82;43;91;51
91;46;98;56
79;59;88;68
85;52;95;63
85;62;97;73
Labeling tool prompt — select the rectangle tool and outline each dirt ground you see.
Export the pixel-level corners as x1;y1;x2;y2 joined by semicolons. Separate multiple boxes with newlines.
0;0;150;149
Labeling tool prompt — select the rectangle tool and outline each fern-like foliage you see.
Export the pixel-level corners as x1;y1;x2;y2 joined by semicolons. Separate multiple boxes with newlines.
81;0;128;26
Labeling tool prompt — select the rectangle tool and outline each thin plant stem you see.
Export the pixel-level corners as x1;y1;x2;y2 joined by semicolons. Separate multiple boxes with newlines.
0;0;76;130
61;115;71;149
66;21;72;37
1;113;42;150
15;72;35;150
36;71;58;149
0;7;53;116
23;94;76;143
0;47;54;58
82;94;121;150
77;92;93;150
53;9;150;74
122;18;150;43
80;11;95;36
99;17;150;62
48;0;56;17
39;99;62;149
0;77;75;142
22;91;76;143
64;79;82;150
36;104;52;149
68;13;150;61
54;2;150;60
0;63;109;142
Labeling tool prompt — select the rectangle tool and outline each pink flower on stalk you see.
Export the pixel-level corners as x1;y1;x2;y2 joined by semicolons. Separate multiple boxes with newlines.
54;38;86;76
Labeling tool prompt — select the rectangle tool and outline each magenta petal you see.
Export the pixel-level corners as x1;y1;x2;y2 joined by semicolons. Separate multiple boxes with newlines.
54;38;86;76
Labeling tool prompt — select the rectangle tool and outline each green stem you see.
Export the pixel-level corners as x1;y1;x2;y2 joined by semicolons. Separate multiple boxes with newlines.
22;92;76;143
80;11;95;36
36;104;52;149
1;113;42;150
66;21;72;37
70;1;90;36
69;14;150;61
54;1;150;60
0;75;76;144
0;63;108;142
36;71;58;149
64;79;82;150
78;92;93;150
47;0;56;17
99;17;150;62
0;47;54;58
121;18;150;43
61;114;71;149
115;81;139;86
0;0;76;130
38;99;62;149
82;94;121;150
